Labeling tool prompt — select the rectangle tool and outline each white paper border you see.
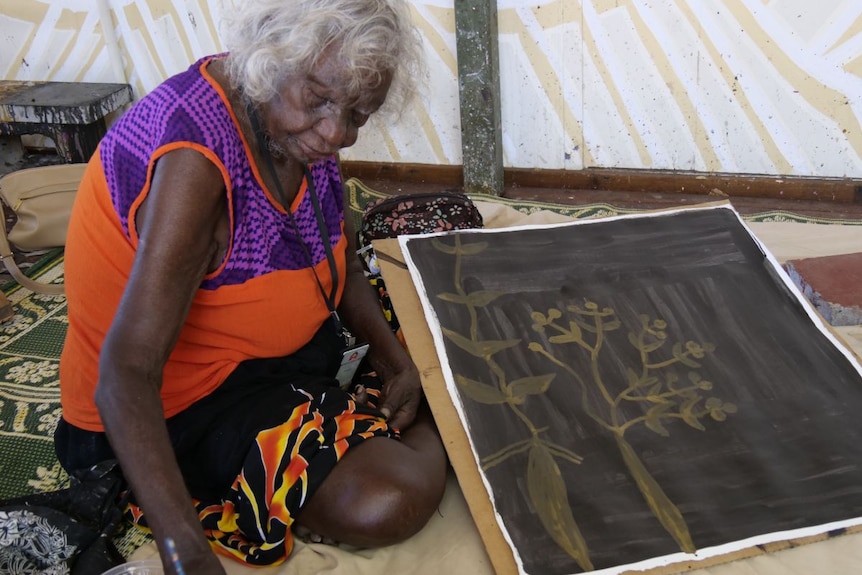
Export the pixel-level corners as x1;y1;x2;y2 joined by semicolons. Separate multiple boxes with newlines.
399;203;862;575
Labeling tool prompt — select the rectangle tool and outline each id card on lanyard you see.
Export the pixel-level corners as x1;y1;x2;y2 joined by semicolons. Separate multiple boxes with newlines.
335;342;370;389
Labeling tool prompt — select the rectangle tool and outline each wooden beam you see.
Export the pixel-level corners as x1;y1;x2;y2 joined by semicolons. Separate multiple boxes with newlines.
341;161;463;187
505;167;862;203
454;0;503;195
340;161;862;204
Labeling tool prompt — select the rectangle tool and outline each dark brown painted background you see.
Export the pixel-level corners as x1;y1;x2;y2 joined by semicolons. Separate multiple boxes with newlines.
404;208;862;575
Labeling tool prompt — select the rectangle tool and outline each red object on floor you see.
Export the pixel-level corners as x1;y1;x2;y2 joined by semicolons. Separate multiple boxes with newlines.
784;252;862;326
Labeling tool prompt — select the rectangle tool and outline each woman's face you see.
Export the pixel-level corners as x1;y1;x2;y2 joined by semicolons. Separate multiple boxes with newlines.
262;46;392;163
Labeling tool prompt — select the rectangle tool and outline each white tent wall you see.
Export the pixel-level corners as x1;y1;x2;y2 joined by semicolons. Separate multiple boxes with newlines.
1;0;860;178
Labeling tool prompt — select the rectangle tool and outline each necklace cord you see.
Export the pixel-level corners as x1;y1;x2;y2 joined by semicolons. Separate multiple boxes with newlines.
244;99;347;338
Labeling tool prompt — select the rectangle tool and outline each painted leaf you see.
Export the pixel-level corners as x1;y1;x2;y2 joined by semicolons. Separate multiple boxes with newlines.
616;435;695;553
572;316;598;333
481;438;534;470
626;368;641;389
437;290;504;307
431;237;488;255
508;374;555;401
644;402;673;436
648;381;664;396
640;338;666;353
455;374;508;404
541;440;585;465
442;327;521;358
430;238;458;254
625;371;660;394
645;417;669;437
680;396;706;431
673;342;702;368
527;443;594;570
549;333;581;344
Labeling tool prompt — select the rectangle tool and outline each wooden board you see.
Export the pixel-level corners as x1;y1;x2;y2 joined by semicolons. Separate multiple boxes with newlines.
377;236;520;575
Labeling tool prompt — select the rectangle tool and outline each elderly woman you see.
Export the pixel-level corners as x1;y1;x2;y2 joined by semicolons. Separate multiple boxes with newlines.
53;0;447;573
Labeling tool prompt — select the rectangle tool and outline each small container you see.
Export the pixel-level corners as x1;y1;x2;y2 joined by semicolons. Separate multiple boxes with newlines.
100;558;164;575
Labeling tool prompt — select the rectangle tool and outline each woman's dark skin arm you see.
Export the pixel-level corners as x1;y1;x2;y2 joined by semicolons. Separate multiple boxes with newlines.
292;182;448;545
99;142;442;562
95;148;229;575
336;214;421;430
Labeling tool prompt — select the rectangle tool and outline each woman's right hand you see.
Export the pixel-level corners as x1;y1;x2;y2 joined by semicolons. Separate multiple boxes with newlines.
159;539;227;575
352;383;370;405
95;148;233;575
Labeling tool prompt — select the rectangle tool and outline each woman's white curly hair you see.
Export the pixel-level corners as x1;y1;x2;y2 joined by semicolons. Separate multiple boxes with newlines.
222;0;423;113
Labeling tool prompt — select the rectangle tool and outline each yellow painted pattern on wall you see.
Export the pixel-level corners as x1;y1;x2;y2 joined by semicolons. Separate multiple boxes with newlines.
580;2;652;168
847;55;862;80
1;0;859;177
626;4;722;170
728;0;861;167
825;13;861;56
672;0;793;174
406;4;455;163
145;0;194;65
2;1;50;79
123;3;169;83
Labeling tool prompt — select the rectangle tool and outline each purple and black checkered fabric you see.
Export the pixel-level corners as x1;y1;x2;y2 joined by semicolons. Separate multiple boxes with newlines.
99;55;344;290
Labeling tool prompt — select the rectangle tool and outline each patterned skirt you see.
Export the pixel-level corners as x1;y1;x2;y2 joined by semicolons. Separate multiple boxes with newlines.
58;323;396;566
173;374;391;565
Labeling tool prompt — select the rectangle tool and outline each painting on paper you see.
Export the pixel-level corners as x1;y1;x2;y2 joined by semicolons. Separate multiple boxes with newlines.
400;205;862;575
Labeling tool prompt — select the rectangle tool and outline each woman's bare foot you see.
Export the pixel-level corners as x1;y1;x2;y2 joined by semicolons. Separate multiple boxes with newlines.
293;524;340;546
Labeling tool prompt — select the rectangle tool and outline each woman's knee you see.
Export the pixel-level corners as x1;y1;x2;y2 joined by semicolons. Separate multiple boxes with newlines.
346;457;445;545
298;435;448;547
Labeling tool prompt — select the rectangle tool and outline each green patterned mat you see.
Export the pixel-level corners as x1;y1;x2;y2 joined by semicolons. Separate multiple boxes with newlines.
0;251;151;556
0;250;68;500
0;179;857;558
345;177;862;228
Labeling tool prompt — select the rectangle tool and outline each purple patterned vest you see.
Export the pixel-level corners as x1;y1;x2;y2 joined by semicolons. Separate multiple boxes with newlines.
98;55;345;290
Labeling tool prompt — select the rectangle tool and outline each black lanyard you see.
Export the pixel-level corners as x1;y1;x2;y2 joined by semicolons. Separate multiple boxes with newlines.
245;99;349;342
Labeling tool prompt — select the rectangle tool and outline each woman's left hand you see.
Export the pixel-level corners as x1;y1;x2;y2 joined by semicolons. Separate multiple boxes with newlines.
337;205;423;430
377;362;422;430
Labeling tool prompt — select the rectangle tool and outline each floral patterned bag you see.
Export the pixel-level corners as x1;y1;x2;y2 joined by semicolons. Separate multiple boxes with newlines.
357;192;483;338
0;460;127;574
359;191;483;248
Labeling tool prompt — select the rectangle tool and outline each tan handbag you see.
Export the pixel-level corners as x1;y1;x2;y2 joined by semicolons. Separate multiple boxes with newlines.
0;163;85;296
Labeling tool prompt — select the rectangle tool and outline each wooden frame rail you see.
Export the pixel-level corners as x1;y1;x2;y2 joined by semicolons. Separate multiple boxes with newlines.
341;161;862;204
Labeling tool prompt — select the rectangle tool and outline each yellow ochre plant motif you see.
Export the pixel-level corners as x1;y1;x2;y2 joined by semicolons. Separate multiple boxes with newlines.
431;234;737;567
529;303;736;554
432;235;593;571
